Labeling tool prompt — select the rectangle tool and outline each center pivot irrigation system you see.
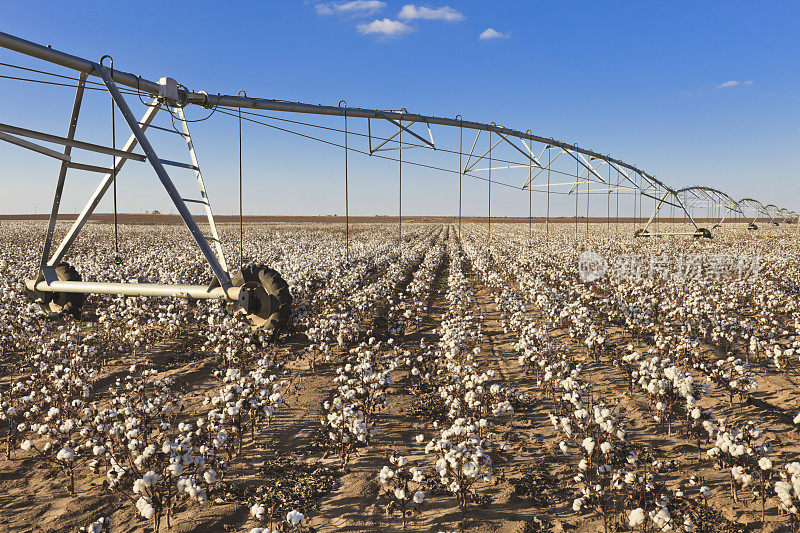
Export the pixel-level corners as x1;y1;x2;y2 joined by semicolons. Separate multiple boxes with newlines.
0;31;795;328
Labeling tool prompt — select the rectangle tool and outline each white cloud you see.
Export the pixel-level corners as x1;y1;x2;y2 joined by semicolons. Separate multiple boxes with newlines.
479;27;509;40
715;80;755;89
315;1;385;16
398;5;464;22
357;18;414;37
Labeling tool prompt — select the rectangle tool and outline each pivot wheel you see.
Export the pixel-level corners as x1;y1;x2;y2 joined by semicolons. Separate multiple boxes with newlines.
28;262;86;316
747;222;758;231
634;229;650;238
232;265;292;330
693;227;713;239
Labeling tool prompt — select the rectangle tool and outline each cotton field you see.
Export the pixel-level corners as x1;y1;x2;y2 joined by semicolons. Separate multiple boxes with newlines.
1;219;800;533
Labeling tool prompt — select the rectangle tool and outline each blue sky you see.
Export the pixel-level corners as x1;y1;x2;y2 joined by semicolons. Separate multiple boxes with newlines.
0;0;797;216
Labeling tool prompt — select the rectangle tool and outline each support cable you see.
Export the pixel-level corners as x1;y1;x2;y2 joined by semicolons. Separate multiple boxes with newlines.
398;119;402;260
615;169;619;238
607;165;611;232
527;129;532;249
639;175;643;227
211;107;608;195
214;107;540;194
238;90;246;270
457;115;462;240
488;127;493;252
585;162;590;241
215;106;617;189
574;145;579;248
100;55;121;264
546;148;551;245
339;100;349;263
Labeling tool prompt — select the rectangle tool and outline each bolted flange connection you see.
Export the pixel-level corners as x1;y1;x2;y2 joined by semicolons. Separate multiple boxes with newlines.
236;282;273;327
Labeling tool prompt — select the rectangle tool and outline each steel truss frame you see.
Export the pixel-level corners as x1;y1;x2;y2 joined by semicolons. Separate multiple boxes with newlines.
738;198;771;228
6;60;238;304
677;187;743;227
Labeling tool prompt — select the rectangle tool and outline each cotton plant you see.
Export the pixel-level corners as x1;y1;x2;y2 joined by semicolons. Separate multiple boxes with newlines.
7;340;101;493
250;508;307;533
203;364;290;456
82;516;110;533
322;340;396;464
250;502;308;533
378;454;427;527
568;430;688;533
774;462;800;531
629;353;710;436
705;356;758;405
398;244;446;333
705;419;774;507
422;418;498;515
86;367;226;532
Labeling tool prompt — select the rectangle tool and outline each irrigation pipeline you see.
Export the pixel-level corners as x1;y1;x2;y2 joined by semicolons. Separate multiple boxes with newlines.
0;30;795;222
0;60;643;198
0;32;668;188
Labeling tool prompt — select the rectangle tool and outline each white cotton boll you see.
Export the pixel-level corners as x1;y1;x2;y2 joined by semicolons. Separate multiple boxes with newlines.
133;478;147;494
629;507;645;527
731;444;746;457
413;490;425;504
250;503;265;519
142;470;159;487
203;469;217;484
140;504;155;520
20;439;33;451
572;497;584;512
462;462;479;478
600;442;613;454
56;447;74;462
394;488;407;500
415;434;425;443
700;485;712;498
559;441;568;454
582;437;595;454
759;457;773;470
286;510;304;525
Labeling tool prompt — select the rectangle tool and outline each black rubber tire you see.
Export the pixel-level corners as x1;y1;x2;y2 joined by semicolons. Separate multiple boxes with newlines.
35;263;86;316
634;229;649;237
232;265;292;331
747;222;758;231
